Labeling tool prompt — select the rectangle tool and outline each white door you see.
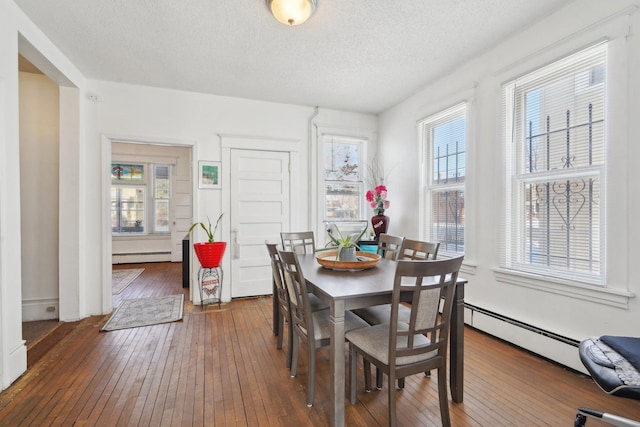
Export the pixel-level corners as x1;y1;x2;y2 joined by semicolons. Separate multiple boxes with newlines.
230;149;290;298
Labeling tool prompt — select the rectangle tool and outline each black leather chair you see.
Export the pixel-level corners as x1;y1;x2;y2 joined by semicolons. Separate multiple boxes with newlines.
575;336;640;426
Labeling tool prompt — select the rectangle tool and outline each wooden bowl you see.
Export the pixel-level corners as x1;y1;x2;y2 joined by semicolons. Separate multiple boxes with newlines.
315;251;381;271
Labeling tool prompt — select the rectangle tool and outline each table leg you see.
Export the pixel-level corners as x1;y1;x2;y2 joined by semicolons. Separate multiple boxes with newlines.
450;282;465;403
329;300;346;427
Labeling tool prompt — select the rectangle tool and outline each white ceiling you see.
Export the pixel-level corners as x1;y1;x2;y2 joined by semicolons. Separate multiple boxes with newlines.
14;0;572;114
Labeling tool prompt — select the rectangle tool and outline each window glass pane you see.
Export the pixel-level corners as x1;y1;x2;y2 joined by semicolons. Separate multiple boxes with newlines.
112;187;145;233
432;117;466;184
323;137;364;223
154;165;170;199
522;178;600;274
155;200;170;232
431;189;465;253
324;141;361;182
325;182;361;220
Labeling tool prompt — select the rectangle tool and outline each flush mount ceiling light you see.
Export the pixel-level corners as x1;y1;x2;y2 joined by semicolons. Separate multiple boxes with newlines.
266;0;317;26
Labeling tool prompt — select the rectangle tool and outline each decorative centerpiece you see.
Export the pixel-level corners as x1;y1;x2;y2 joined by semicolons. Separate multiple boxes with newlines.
366;185;390;238
317;224;367;261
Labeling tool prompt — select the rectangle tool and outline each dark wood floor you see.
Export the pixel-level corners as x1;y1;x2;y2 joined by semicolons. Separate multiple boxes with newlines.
2;262;639;426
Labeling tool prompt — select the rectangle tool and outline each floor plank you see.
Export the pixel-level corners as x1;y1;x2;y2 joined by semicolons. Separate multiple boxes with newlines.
2;261;640;426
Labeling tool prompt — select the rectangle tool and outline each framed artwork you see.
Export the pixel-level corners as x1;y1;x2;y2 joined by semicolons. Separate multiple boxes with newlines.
199;161;221;189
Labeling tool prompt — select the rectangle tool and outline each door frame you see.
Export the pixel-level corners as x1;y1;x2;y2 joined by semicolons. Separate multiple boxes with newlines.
101;134;196;313
220;134;302;300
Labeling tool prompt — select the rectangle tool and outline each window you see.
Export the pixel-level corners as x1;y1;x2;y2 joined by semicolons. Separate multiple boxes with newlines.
111;163;172;235
323;136;364;222
153;165;171;233
111;186;145;233
420;103;466;254
503;43;606;284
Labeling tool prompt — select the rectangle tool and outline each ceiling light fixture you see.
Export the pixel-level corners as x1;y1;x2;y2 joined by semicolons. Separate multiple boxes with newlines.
266;0;317;26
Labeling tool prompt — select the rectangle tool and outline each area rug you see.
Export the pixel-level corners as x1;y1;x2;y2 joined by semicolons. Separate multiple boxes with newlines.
112;268;144;294
100;294;184;332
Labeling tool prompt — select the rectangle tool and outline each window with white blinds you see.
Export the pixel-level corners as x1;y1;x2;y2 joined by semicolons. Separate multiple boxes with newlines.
420;103;466;254
502;42;607;284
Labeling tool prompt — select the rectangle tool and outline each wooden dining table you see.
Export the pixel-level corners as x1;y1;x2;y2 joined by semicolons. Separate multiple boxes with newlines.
273;253;467;427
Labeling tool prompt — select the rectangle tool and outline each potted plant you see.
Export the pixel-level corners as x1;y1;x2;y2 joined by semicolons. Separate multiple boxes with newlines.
318;223;368;261
188;213;226;268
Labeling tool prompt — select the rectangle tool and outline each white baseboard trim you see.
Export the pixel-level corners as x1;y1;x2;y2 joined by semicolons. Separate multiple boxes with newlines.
22;298;59;322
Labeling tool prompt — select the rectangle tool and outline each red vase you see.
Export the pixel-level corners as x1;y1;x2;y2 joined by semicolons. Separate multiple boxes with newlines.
371;211;389;239
193;242;227;268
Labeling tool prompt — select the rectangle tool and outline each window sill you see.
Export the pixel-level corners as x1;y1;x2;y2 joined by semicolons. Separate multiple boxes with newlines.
112;233;170;241
493;268;634;309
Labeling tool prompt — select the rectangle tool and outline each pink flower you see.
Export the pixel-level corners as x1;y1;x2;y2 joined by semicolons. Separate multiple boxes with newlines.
366;185;390;214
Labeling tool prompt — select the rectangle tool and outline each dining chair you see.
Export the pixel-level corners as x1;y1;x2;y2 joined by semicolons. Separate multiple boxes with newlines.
346;256;464;427
277;248;369;407
398;238;440;260
265;242;293;369
376;233;404;260
280;231;316;254
354;238;441;326
353;237;442;388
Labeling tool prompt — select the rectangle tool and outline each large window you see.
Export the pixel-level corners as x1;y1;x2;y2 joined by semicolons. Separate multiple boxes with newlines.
503;43;606;284
420;103;466;254
323;136;364;222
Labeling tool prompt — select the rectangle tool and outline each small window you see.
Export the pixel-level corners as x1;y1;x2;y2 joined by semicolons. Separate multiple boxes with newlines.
323;137;364;221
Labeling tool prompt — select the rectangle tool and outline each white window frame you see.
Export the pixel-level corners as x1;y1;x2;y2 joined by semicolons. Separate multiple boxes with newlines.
321;135;366;225
502;43;607;286
152;164;171;234
420;103;467;256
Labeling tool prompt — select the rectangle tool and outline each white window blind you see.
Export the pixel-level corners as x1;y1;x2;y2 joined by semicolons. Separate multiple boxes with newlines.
420;103;466;254
502;42;607;284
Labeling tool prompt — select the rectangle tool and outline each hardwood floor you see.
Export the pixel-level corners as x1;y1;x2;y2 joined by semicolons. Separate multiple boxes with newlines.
1;262;639;426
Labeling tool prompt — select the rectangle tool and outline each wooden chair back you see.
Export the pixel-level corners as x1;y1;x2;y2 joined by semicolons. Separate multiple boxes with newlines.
399;238;440;260
281;231;316;255
377;233;404;260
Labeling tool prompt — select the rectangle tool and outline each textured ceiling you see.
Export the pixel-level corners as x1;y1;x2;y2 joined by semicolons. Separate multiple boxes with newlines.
14;0;572;114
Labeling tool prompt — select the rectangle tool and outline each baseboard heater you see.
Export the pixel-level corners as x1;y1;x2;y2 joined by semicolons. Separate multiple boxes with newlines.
464;303;580;347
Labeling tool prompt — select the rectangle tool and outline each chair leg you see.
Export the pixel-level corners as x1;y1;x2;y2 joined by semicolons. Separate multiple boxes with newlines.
286;321;293;369
376;368;383;390
397;378;405;389
364;359;372;392
276;313;284;349
388;371;397;427
349;344;357;404
307;341;316;407
290;333;299;378
437;367;451;427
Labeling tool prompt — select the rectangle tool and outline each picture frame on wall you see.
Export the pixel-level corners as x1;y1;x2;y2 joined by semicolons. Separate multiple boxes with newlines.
198;161;221;189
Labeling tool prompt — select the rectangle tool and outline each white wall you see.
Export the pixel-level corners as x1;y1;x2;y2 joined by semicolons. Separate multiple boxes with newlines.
0;0;86;389
378;0;640;370
19;71;59;321
87;81;376;308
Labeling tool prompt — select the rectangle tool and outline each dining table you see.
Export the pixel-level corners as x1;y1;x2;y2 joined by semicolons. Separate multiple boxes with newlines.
273;253;468;427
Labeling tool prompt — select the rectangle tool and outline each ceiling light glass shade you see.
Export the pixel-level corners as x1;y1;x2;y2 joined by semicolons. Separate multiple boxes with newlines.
267;0;317;26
